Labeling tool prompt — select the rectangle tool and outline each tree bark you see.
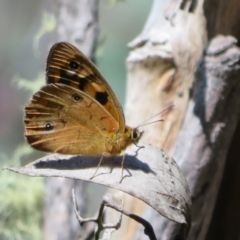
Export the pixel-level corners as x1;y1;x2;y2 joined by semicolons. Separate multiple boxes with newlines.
107;0;240;240
43;1;99;240
41;0;240;239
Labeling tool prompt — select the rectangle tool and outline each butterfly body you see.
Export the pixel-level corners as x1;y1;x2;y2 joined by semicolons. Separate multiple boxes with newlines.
24;42;142;156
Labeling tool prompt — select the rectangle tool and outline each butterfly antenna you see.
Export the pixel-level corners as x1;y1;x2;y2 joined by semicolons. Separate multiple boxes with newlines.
136;105;174;128
137;119;164;128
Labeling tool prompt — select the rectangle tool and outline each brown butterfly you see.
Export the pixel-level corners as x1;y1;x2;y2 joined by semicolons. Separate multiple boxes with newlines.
24;42;143;165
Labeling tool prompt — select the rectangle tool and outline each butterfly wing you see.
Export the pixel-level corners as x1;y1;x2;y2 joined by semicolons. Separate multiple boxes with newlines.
46;42;125;132
24;84;119;155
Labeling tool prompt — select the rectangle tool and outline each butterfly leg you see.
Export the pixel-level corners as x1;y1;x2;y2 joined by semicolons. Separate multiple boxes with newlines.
134;143;145;156
119;154;126;183
90;153;105;179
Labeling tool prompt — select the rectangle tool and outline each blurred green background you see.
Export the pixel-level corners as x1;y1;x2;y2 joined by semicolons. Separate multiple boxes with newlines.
0;0;151;239
0;0;151;158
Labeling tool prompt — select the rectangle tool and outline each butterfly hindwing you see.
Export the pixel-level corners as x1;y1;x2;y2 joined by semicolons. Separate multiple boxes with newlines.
24;84;119;154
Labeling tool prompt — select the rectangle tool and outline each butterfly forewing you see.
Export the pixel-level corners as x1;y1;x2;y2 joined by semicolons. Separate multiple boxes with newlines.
46;42;125;132
24;84;120;155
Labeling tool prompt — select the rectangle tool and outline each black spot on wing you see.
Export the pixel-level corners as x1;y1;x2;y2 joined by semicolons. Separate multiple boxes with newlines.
95;91;108;105
72;93;83;102
78;74;95;91
57;70;98;92
47;76;55;84
78;78;89;91
69;61;80;70
45;122;54;131
59;78;71;85
59;70;79;85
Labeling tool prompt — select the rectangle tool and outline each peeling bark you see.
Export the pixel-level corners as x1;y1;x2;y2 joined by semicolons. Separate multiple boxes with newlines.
107;1;240;240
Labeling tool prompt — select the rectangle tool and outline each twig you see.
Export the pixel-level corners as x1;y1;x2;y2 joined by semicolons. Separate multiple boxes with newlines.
72;189;122;240
72;190;157;240
102;195;157;240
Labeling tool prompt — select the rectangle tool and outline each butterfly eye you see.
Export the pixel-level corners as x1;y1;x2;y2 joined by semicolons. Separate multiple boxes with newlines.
69;61;80;69
44;122;54;131
131;129;140;140
72;94;83;102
